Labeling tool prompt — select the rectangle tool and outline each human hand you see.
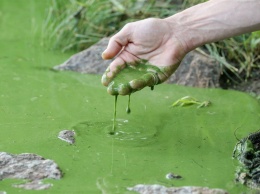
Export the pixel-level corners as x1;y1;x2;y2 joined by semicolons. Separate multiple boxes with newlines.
101;18;187;95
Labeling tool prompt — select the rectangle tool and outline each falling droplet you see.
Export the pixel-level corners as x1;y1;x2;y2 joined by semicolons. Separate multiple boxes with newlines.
112;95;118;133
108;131;115;135
126;94;131;114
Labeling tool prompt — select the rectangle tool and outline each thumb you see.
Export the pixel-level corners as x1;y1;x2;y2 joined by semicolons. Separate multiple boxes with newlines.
102;27;131;60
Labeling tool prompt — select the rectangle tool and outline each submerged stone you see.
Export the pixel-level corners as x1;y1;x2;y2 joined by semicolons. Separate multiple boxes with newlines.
165;172;182;180
0;152;62;190
127;184;228;194
58;129;76;144
233;130;260;190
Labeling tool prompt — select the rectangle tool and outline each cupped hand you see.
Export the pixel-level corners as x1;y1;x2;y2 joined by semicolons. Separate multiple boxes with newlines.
101;18;187;95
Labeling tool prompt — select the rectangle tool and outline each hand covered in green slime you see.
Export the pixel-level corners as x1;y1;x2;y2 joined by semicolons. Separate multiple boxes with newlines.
102;60;168;95
101;18;187;95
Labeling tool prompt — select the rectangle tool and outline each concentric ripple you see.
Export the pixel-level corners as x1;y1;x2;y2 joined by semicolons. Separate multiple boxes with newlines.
73;119;159;147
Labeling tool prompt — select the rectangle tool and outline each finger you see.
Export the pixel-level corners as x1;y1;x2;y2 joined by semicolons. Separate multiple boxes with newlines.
107;83;118;96
117;83;131;96
101;57;126;86
107;82;132;96
141;73;158;86
102;26;131;60
101;49;140;86
102;38;123;60
129;79;146;90
157;62;181;83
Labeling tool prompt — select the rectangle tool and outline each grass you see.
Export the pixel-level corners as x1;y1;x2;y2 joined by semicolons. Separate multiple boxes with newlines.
203;32;260;82
42;0;179;52
42;0;260;82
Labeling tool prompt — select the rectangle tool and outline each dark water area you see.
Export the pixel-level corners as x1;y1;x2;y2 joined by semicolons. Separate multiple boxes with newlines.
0;1;260;193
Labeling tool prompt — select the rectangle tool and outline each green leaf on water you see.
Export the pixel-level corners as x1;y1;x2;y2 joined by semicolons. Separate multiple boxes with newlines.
170;96;211;108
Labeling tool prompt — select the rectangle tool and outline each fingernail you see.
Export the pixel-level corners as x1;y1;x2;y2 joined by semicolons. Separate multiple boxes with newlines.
101;51;106;59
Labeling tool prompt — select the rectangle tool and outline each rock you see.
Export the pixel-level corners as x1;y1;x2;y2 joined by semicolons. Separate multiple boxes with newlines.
0;152;62;190
53;38;221;88
233;130;260;190
127;184;228;194
53;37;111;74
13;180;52;190
165;172;182;180
58;129;76;144
166;50;221;88
0;191;7;194
231;79;260;96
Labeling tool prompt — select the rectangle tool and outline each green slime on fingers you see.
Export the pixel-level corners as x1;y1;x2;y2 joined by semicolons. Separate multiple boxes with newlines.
111;94;130;134
110;95;118;135
106;60;163;96
107;61;162;133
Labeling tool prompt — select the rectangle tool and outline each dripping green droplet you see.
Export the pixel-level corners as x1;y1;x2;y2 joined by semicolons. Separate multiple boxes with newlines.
126;94;131;114
112;95;118;133
108;131;115;135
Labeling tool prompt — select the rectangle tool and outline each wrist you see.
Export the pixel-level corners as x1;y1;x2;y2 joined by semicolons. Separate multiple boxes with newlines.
164;0;260;52
163;11;199;53
164;1;217;52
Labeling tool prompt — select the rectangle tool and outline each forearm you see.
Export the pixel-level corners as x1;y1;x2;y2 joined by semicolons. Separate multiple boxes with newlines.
164;0;260;52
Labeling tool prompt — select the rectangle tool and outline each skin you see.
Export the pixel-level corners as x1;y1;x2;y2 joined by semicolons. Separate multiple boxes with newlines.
104;61;163;95
101;0;260;95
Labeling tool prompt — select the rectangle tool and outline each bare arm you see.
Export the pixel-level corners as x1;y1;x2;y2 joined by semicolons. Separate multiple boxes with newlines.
166;0;260;53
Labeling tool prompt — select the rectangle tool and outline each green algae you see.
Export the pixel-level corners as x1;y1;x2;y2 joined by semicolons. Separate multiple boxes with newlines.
108;63;160;133
126;95;131;114
112;94;131;134
1;1;260;194
106;61;162;96
112;95;118;134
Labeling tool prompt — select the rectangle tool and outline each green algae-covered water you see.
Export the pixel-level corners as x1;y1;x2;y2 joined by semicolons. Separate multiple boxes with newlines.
1;1;260;193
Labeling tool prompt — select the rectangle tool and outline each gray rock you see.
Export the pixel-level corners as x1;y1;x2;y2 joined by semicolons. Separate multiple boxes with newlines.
53;37;111;74
166;50;221;88
233;130;260;190
231;79;260;96
13;180;52;190
165;172;182;180
58;129;76;144
127;184;228;194
53;37;221;88
0;152;62;190
0;191;7;194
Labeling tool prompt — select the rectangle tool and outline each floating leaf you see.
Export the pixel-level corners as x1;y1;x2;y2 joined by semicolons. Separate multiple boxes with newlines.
170;96;211;108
